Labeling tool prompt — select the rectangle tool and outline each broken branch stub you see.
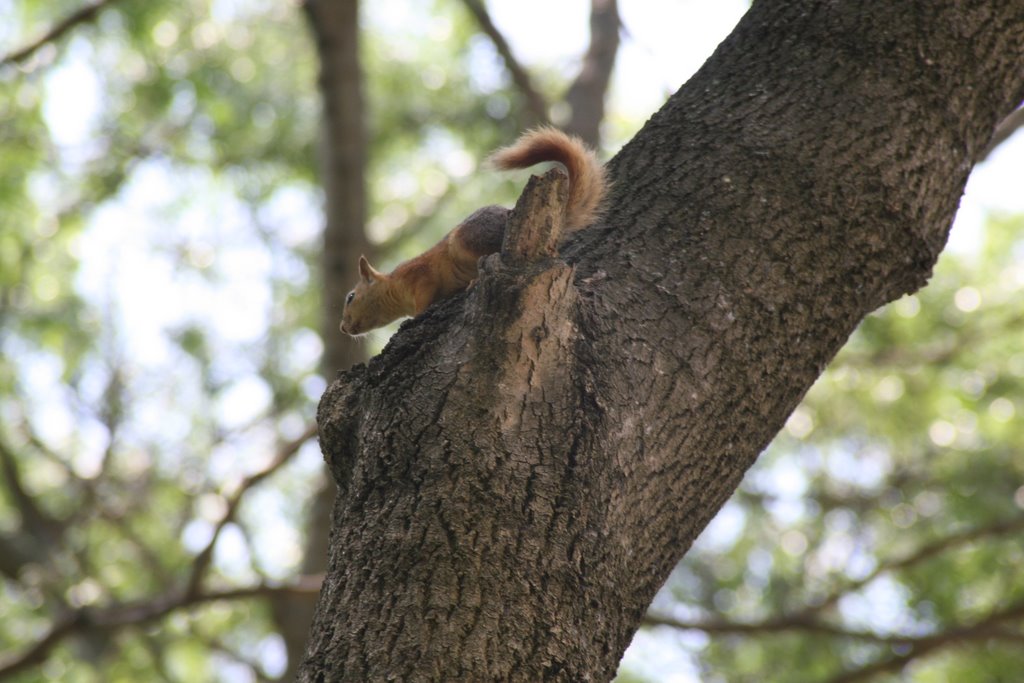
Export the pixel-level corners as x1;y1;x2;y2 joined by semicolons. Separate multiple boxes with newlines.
501;168;568;262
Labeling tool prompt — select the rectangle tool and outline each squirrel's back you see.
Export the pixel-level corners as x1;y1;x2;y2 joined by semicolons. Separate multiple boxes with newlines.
340;128;608;335
489;127;607;232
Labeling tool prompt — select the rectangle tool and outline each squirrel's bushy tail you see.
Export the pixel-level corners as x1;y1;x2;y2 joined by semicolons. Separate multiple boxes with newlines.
488;127;608;232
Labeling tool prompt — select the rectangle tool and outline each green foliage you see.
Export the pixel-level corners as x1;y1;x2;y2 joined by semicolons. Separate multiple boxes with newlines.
1;1;322;680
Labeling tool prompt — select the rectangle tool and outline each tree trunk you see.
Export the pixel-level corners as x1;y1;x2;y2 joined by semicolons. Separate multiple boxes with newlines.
305;0;371;383
564;0;620;148
301;1;1024;680
272;1;371;679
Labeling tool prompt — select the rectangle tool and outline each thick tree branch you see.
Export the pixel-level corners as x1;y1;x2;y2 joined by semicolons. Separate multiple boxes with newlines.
564;0;621;147
0;437;61;539
459;0;620;147
0;0;122;68
645;517;1024;678
288;2;373;678
0;437;65;578
459;0;550;126
305;2;1024;679
825;598;1024;683
977;104;1024;162
643;611;1024;647
302;0;371;380
644;612;897;643
795;515;1024;620
645;603;1024;683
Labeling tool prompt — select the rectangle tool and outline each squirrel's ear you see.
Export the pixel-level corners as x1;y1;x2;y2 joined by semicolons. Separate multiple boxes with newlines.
358;255;379;283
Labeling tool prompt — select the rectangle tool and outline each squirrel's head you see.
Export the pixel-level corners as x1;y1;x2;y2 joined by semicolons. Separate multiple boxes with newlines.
340;255;395;336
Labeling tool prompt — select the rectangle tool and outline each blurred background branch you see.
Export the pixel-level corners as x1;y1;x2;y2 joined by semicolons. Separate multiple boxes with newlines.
0;0;123;67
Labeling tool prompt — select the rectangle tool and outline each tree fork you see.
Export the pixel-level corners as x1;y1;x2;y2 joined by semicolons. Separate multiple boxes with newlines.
309;170;609;680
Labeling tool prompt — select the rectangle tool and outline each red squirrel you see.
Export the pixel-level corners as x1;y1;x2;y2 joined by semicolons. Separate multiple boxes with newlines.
340;127;607;336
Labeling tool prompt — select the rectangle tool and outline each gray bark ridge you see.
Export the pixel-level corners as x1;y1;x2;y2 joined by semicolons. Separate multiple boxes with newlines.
304;2;1024;681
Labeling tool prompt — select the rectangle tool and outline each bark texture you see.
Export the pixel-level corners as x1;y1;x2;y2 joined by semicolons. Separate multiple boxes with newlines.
303;1;1024;681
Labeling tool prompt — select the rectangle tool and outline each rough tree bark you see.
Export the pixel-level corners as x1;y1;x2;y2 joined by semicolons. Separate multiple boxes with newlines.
301;2;1024;681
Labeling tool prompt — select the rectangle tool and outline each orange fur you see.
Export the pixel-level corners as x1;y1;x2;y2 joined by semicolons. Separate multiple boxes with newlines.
340;128;607;336
488;126;607;231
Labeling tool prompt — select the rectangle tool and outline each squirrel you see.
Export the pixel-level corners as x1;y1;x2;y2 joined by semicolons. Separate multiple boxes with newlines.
340;127;608;336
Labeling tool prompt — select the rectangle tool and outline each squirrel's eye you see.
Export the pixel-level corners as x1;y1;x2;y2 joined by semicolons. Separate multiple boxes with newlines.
345;291;355;305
